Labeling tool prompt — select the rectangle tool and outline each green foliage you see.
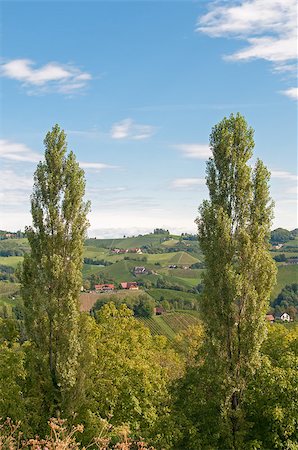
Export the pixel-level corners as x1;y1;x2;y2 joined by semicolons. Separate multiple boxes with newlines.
20;125;90;420
88;303;180;441
91;292;155;316
0;337;26;423
271;284;298;319
244;324;298;448
133;295;155;317
271;228;295;244
196;113;277;448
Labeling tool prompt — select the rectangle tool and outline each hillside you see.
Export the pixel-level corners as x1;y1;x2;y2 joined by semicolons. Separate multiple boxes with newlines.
137;311;201;343
0;232;297;316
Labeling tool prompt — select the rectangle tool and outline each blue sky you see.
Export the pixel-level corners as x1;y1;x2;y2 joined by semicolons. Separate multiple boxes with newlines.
1;0;297;237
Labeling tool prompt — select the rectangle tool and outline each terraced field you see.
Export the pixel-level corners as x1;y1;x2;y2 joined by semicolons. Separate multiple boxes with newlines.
137;311;201;343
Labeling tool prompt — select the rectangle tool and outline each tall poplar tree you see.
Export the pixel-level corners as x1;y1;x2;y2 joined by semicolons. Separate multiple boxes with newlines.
196;113;276;448
21;125;90;419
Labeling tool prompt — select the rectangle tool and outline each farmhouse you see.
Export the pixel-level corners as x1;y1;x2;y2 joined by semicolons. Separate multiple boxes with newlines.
127;248;142;254
120;282;139;290
154;306;164;315
272;243;283;250
111;248;127;254
94;284;115;292
275;312;291;322
265;314;275;323
133;266;148;275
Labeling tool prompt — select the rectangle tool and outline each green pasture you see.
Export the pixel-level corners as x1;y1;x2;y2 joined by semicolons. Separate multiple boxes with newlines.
85;234;171;250
0;281;20;298
97;260;136;283
271;264;298;299
165;268;204;279
161;239;179;247
173;277;200;287
0;256;23;269
0;238;29;251
147;288;200;303
168;251;199;265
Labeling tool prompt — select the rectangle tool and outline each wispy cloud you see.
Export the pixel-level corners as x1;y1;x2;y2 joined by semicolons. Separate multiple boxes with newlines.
79;161;117;171
0;139;117;173
270;169;298;181
0;139;41;163
0;59;92;94
0;170;33;191
172;178;205;188
110;118;155;140
173;143;211;159
0;169;33;208
67;129;102;139
280;87;298;100
197;0;297;99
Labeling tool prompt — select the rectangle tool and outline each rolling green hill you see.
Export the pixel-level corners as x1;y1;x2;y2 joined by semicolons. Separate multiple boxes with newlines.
168;251;200;266
271;265;298;299
85;233;170;250
1;236;297;303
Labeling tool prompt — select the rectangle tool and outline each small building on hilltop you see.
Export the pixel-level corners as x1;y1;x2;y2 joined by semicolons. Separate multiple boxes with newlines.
94;284;115;292
280;312;291;322
154;306;164;315
111;248;127;254
127;248;142;254
265;314;275;323
120;282;139;290
133;266;148;275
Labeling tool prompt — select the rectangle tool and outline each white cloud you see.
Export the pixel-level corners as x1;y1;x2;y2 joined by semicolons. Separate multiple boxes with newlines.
79;161;117;171
0;169;33;210
280;87;298;100
172;178;206;188
0;139;41;163
110;118;155;140
0;139;116;172
0;59;92;94
270;169;298;181
197;0;297;97
0;170;33;191
173;143;211;159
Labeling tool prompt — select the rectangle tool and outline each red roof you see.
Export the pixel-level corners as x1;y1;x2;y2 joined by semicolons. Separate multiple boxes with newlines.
94;284;115;290
120;282;138;289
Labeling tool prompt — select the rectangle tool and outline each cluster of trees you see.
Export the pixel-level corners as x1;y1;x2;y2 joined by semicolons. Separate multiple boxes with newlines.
270;227;297;244
0;264;16;282
180;233;197;241
153;228;170;235
273;253;298;263
0;249;25;257
0;118;297;449
83;257;112;266
92;293;156;318
271;283;298;319
141;242;197;254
